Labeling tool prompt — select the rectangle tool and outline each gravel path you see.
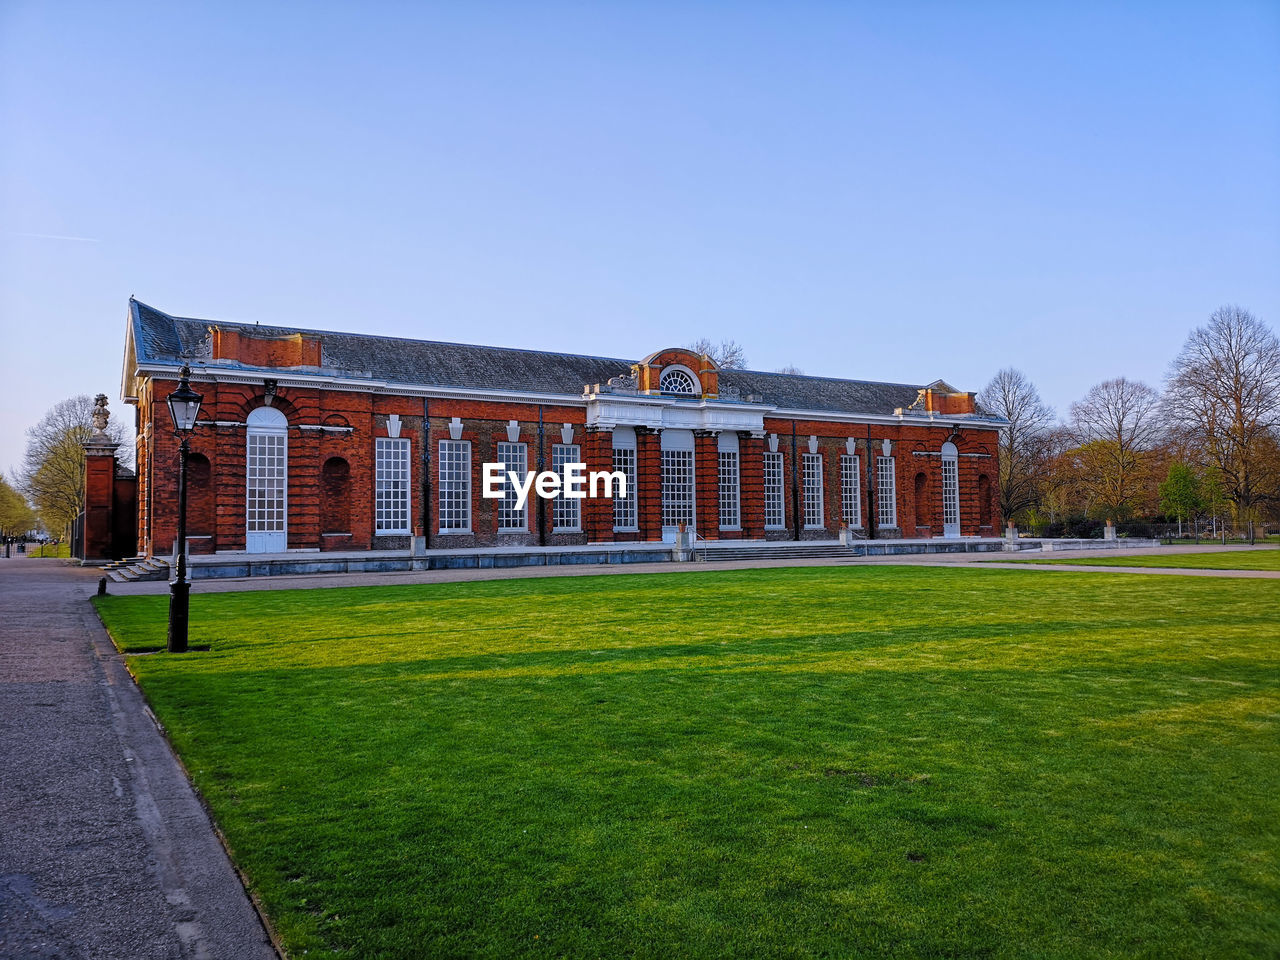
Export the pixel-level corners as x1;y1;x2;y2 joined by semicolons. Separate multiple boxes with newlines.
0;558;277;960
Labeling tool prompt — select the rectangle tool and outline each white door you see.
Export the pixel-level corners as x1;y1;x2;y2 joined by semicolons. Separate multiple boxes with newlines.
246;407;288;552
941;442;960;538
660;430;696;542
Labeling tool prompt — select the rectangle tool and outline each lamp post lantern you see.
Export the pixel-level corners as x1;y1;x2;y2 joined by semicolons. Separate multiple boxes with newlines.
166;364;203;653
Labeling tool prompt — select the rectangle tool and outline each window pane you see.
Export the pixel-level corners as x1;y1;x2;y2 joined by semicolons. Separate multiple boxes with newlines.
718;451;739;528
803;453;823;528
552;444;580;531
764;452;784;529
438;440;471;531
496;442;527;531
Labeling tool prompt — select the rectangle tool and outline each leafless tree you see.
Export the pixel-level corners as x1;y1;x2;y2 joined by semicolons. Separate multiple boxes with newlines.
774;364;805;375
1068;377;1163;519
1164;305;1280;539
977;368;1055;522
20;395;132;539
686;338;748;370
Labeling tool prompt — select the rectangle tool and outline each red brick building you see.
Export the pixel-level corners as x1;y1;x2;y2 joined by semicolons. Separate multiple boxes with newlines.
122;299;1003;557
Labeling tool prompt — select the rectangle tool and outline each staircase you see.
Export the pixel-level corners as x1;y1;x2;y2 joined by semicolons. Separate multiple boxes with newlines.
696;541;853;562
104;556;170;583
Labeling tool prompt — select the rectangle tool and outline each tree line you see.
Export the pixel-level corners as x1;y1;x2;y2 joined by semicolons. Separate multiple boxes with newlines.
980;305;1280;540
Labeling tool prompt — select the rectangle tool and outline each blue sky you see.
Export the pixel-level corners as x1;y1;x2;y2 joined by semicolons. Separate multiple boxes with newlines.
2;1;1277;474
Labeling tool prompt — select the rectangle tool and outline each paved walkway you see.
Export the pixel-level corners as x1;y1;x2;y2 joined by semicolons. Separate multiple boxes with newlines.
0;559;277;960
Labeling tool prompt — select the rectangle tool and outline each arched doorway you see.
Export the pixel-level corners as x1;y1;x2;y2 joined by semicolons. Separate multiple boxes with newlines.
941;442;960;538
246;406;288;552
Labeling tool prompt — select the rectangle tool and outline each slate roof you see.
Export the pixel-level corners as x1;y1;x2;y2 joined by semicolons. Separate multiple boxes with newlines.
128;299;1001;420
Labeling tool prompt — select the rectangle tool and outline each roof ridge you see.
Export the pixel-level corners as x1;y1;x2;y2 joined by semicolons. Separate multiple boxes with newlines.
168;314;638;367
725;367;924;391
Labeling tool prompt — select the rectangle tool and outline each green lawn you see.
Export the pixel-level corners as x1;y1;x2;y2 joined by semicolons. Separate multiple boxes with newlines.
1005;549;1280;571
94;567;1280;959
24;542;70;558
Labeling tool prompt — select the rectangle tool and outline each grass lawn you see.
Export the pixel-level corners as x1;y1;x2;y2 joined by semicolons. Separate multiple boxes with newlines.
1004;549;1280;572
95;567;1280;959
24;542;70;558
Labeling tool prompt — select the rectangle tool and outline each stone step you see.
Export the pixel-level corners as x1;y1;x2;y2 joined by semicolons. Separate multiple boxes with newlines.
107;558;170;582
697;543;853;562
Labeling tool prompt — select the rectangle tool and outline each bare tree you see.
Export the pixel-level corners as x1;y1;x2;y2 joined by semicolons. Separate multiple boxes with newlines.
1068;377;1163;519
686;338;748;370
977;368;1056;523
1164;305;1280;540
20;395;131;539
774;364;805;375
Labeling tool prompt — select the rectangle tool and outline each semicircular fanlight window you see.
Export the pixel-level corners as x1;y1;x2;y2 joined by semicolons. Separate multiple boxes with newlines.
660;369;698;395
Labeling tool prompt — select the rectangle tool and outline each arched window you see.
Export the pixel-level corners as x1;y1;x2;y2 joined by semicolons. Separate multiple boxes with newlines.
659;368;698;395
246;406;288;552
941;441;960;538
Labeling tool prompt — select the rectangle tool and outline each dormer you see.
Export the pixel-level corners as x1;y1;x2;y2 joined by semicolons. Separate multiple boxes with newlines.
634;348;719;398
210;326;322;369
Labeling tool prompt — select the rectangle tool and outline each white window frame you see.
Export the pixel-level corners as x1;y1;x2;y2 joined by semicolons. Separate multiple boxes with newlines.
496;441;528;532
438;440;471;533
763;452;785;530
552;443;581;532
612;444;638;532
802;452;824;529
659;366;699;396
661;449;696;529
877;455;897;529
841;454;861;528
718;451;740;530
246;408;288;552
375;437;411;535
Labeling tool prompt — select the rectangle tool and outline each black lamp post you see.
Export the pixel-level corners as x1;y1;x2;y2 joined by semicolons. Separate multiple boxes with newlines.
166;364;203;653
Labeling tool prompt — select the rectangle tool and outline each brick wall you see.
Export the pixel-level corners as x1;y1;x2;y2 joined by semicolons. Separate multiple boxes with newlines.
137;373;1000;555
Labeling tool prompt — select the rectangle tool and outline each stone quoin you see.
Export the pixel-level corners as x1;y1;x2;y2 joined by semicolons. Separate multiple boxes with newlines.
117;299;1005;557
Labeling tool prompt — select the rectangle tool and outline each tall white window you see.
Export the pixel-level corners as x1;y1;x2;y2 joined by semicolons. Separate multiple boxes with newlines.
246;406;288;553
763;452;784;529
552;443;580;531
877;456;897;528
438;440;471;532
496;442;528;531
662;450;696;527
661;430;696;532
718;452;740;529
375;438;411;534
717;432;740;530
803;453;824;529
612;443;637;531
941;441;960;535
841;454;861;527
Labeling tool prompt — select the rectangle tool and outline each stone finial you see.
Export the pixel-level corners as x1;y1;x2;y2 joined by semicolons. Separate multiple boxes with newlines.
91;394;110;434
